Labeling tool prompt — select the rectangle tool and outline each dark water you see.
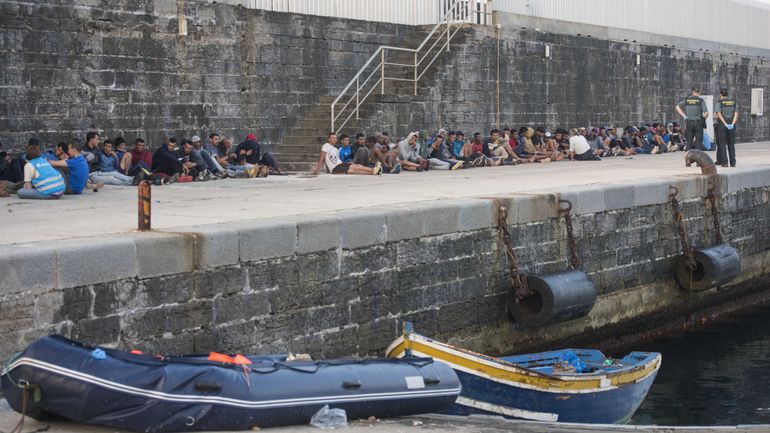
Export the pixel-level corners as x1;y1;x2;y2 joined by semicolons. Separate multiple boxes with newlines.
630;303;770;426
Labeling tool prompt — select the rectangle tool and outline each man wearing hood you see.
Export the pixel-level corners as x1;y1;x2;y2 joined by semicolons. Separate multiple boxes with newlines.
397;132;427;171
235;133;284;174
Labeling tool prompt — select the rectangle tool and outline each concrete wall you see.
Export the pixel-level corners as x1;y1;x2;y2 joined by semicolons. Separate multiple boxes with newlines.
2;2;768;155
362;17;770;143
0;0;414;152
2;169;769;359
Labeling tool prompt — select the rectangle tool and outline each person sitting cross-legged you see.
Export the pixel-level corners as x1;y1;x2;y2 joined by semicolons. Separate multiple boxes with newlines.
568;128;602;161
314;132;382;176
16;143;66;200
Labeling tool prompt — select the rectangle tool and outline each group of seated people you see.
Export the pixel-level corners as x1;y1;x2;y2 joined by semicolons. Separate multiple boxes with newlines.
0;132;283;199
314;122;689;175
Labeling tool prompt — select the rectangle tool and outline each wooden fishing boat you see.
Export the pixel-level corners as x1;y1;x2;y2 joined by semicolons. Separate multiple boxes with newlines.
386;323;661;424
2;335;461;432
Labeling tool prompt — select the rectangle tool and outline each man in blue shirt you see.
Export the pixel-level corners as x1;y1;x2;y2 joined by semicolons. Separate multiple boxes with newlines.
49;142;92;194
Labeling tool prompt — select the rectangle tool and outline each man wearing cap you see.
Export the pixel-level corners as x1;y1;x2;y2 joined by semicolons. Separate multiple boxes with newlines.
675;87;709;150
235;132;283;175
715;88;739;167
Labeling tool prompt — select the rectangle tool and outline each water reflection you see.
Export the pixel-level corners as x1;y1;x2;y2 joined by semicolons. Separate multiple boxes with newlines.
631;304;770;425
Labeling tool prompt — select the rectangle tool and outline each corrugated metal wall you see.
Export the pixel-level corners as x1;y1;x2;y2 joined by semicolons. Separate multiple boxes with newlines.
493;0;770;50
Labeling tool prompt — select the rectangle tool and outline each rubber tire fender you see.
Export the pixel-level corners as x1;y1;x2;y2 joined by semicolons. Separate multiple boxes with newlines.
509;270;597;328
675;244;741;291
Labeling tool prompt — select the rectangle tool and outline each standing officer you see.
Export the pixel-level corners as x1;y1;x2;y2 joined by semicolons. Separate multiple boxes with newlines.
715;88;739;167
675;86;709;150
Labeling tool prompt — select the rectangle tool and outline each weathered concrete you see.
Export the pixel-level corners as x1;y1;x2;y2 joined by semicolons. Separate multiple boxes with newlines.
0;401;766;433
1;148;769;361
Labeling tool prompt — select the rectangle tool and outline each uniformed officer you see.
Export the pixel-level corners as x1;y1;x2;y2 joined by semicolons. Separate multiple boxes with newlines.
675;87;709;150
715;88;739;167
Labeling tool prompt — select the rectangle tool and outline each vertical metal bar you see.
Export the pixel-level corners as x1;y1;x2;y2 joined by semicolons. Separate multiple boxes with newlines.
138;181;151;231
356;76;360;119
414;51;418;95
380;49;385;94
446;2;450;52
331;103;335;132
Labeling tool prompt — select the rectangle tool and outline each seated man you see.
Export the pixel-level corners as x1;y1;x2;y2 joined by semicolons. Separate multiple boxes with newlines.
398;132;428;171
669;123;685;151
465;132;500;166
89;140;139;186
419;134;462;170
514;127;551;163
177;139;210;180
235;133;282;175
113;137;132;173
314;132;382;175
49;142;93;193
588;127;609;157
649;123;668;154
568;128;601;161
532;127;564;161
16;143;66;200
128;138;153;176
82;131;101;172
486;129;517;163
339;134;354;163
152;137;184;181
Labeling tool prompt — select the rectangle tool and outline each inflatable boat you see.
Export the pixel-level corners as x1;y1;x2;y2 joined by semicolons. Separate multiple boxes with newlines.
1;335;461;432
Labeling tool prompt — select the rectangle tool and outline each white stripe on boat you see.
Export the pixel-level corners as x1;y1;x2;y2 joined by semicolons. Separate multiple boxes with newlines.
4;358;461;409
454;396;559;422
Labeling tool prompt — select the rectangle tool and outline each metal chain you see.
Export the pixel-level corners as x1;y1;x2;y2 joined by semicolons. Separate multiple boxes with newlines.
558;200;581;270
496;206;531;302
670;186;696;271
706;181;723;245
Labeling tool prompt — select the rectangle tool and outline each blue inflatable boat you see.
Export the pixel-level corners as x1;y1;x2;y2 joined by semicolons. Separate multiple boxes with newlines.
1;335;461;432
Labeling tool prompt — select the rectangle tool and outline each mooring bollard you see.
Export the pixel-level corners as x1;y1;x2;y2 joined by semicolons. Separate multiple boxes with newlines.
138;180;151;231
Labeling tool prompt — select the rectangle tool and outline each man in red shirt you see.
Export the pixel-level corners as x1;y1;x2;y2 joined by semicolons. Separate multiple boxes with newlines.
128;138;153;176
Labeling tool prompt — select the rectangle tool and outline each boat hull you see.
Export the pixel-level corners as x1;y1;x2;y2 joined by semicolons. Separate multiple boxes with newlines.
447;367;658;423
2;335;461;432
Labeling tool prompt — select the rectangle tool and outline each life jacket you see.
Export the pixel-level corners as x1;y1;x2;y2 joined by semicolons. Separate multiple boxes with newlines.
29;157;65;196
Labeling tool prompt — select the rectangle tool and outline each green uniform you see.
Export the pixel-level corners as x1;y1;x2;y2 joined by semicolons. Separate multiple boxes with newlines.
715;97;738;167
678;95;708;150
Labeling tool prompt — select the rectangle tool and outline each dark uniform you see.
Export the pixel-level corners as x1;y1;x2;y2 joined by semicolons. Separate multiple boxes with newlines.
715;96;738;167
677;95;708;150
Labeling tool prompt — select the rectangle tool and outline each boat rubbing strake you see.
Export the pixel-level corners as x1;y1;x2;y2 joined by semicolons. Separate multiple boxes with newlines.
2;335;461;432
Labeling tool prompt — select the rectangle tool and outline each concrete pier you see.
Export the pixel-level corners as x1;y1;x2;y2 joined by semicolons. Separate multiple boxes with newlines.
1;145;770;360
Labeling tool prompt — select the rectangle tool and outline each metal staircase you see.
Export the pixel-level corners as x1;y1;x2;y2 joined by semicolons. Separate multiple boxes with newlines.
277;0;480;172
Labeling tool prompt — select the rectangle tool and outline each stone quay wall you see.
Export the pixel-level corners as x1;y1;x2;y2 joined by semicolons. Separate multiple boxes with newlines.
2;168;769;360
2;1;769;155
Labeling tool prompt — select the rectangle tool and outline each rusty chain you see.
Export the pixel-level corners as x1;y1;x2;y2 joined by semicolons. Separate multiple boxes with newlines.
669;186;696;271
558;200;581;270
496;206;531;302
706;181;723;245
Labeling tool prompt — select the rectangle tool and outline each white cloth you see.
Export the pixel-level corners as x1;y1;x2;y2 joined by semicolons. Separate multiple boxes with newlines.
322;143;341;172
569;135;591;154
23;162;38;182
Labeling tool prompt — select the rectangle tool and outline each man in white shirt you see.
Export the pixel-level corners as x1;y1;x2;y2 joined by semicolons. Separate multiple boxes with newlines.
314;132;382;175
568;128;601;161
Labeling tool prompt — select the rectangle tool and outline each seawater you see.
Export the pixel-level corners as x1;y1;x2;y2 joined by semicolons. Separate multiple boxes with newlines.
630;303;770;425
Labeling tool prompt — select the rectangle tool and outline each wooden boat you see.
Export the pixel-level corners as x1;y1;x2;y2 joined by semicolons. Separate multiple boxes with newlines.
386;323;661;424
2;335;461;432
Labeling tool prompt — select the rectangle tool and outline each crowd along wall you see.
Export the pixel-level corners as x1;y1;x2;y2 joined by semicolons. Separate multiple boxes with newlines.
1;169;769;360
1;2;769;156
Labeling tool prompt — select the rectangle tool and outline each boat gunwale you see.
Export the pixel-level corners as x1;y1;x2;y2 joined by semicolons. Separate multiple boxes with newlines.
386;333;661;393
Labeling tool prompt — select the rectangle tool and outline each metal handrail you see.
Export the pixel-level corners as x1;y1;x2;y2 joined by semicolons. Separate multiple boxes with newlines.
331;0;475;132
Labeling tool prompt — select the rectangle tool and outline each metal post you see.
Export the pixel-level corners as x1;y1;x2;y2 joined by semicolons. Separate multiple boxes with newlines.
380;49;385;94
414;51;418;95
331;104;334;132
355;76;359;119
138;180;151;231
446;5;450;52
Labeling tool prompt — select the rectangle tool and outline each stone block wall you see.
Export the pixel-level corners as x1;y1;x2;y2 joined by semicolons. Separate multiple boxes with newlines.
360;20;770;143
0;0;414;152
2;3;768;156
2;169;769;359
